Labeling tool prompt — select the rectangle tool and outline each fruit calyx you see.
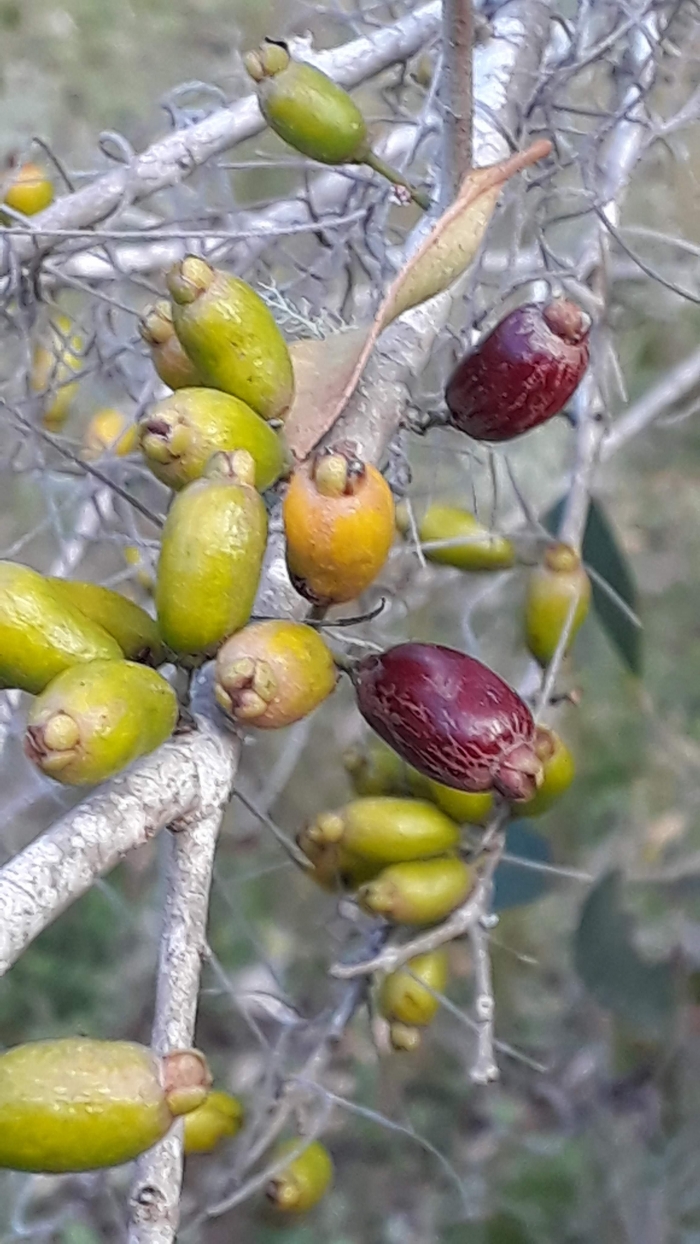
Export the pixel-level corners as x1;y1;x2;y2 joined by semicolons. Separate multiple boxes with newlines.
542;298;591;344
495;740;543;801
244;38;290;81
167;256;216;305
205;449;257;487
24;715;80;774
214;656;276;721
161;1049;212;1116
138;300;175;346
311;445;366;498
543;542;582;574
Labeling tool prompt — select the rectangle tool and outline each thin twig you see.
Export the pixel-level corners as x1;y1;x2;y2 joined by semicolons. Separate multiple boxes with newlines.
441;0;475;204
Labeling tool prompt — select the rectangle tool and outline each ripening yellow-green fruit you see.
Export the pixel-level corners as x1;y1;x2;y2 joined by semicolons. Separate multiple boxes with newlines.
296;828;381;892
138;387;286;493
167;257;294;421
138;299;203;391
357;856;473;924
81;408;138;459
215;620;337;728
244;41;430;209
183;1090;244;1155
513;726;575;816
30;313;84;430
0;1039;210;1173
155;450;267;658
343;738;430;798
283;446;395;606
266;1139;334;1214
0;561;122;694
47;578;165;666
304;797;459;865
2;161;54;216
525;543;591;667
379;949;448;1028
425;781;494;826
397;502;516;572
25;659;178;785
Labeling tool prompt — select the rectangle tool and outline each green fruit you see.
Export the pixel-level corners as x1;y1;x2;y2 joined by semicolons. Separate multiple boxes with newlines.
0;1038;210;1173
48;578;165;666
304;797;459;865
267;1139;333;1213
215;620;337;728
138;387;285;493
184;1090;244;1155
296;829;380;892
138;299;203;390
397;502;516;571
514;726;574;816
343;738;430;798
156;450;267;658
425;781;494;826
25;660;178;785
357;856;473;924
0;561;122;694
167;257;294;421
379;949;448;1027
525;543;591;667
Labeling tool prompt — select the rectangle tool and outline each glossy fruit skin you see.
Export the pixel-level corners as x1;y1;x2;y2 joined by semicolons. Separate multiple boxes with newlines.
297;829;380;892
82;408;138;459
3;162;54;216
168;257;294;422
379;949;448;1026
30;314;83;430
25;659;178;785
138;387;285;493
343;739;431;799
514;726;575;816
215;620;337;728
283;448;395;606
267;1139;334;1213
184;1090;244;1155
138;299;203;390
445;300;590;442
0;562;122;694
401;503;515;572
0;1038;210;1173
352;643;543;801
304;797;459;865
426;781;494;826
155;454;267;658
47;578;165;666
525;543;591;667
358;856;473;924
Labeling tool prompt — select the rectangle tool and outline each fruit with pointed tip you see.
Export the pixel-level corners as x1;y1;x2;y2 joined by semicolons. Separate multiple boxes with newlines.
266;1139;333;1213
47;578;165;666
215;620;337;728
138;299;203;390
524;543;591;667
397;502;516;572
357;856;473;924
303;797;459;865
184;1090;244;1155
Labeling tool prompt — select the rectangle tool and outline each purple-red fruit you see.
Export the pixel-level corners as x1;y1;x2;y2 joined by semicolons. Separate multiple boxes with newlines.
351;643;542;801
445;300;590;442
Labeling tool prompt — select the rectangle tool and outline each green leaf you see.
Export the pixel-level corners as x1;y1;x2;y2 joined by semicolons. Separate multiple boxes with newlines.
493;822;552;911
544;496;642;674
574;870;676;1038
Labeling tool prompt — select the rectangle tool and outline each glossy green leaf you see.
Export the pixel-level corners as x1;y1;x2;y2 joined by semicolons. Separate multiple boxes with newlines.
493;821;552;911
574;870;675;1038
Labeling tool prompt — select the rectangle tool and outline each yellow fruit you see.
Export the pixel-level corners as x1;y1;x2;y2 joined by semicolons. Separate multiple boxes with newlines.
425;781;494;826
215;620;337;728
155;450;267;658
304;797;459;865
184;1090;244;1155
388;1023;423;1052
47;578;165;666
0;561;121;694
525;543;591;667
513;726;575;816
343;738;430;798
266;1139;333;1214
296;829;380;892
25;659;178;785
379;949;448;1027
283;446;395;606
138;299;203;390
30;313;84;430
82;408;138;459
2;161;54;216
167;257;294;421
397;502;516;571
138;387;285;493
0;1038;210;1173
357;856;473;924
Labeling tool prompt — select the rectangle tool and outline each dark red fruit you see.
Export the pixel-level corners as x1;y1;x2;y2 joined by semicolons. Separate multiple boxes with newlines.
445;300;590;442
351;643;542;801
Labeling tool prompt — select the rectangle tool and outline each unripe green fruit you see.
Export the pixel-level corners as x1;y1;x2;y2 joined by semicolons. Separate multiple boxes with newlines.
357;856;473;924
266;1139;333;1214
525;543;591;667
138;299;203;391
379;949;448;1027
343;738;430;798
48;578;166;666
297;829;380;892
215;620;337;728
138;387;285;493
184;1090;244;1155
513;726;575;816
156;451;267;658
25;660;178;785
305;797;459;865
0;1038;210;1173
397;502;516;572
167;257;294;421
425;781;494;826
0;561;122;694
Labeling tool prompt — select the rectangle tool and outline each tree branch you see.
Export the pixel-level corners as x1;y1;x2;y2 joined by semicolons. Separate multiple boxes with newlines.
441;0;475;204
